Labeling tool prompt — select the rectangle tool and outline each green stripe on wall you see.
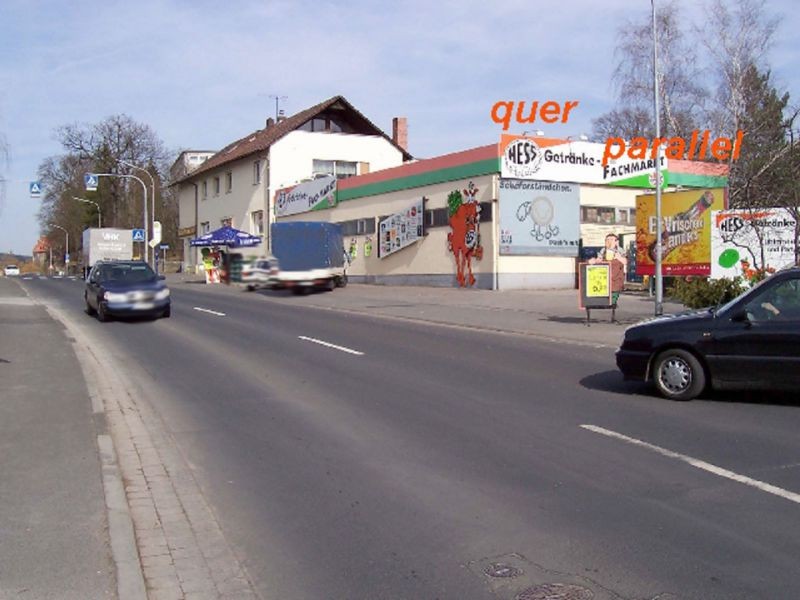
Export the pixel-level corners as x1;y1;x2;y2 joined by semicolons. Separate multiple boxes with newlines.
337;158;501;202
667;172;728;188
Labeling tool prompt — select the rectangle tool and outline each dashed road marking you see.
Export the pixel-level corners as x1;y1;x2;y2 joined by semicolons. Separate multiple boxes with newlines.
298;335;364;356
581;424;800;505
193;306;226;317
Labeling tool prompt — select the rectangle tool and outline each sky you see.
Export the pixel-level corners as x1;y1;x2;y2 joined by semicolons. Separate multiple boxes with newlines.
1;0;798;255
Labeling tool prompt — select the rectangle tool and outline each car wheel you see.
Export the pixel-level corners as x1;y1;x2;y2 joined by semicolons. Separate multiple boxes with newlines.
245;284;255;291
85;297;96;316
652;349;706;401
337;274;348;288
97;302;110;323
326;278;336;292
162;305;171;318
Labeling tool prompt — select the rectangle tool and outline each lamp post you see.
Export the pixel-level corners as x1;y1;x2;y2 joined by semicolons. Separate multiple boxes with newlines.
118;160;158;267
89;173;148;264
52;224;69;274
73;196;101;227
652;0;664;316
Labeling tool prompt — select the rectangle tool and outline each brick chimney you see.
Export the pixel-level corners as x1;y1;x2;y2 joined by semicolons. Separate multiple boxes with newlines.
392;117;408;151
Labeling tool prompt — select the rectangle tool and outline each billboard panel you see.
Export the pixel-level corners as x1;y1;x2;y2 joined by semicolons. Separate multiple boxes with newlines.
275;176;337;217
711;208;797;279
635;188;726;276
499;179;580;256
378;199;424;258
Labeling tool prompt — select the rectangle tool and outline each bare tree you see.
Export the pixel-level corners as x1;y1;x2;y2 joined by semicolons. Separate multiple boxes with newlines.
592;1;707;141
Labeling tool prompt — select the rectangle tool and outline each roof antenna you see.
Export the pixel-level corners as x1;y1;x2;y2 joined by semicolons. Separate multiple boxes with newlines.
268;95;288;121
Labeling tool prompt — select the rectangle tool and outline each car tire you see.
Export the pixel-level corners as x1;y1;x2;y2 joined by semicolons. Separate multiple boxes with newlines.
652;349;706;401
326;278;336;292
85;297;96;316
97;302;110;323
245;284;255;292
162;305;171;318
336;274;348;288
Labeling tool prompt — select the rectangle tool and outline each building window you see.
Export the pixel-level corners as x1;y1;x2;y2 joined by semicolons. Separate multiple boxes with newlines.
312;159;358;180
253;160;261;184
251;210;264;235
225;172;232;193
581;206;628;225
202;180;208;200
337;218;376;236
201;221;210;234
213;177;220;196
221;217;232;227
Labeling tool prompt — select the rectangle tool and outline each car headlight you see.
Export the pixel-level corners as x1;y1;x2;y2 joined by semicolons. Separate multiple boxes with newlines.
104;291;128;302
155;288;170;300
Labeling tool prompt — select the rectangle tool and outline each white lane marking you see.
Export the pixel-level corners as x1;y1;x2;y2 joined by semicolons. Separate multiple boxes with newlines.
298;336;364;356
193;306;226;317
581;424;800;505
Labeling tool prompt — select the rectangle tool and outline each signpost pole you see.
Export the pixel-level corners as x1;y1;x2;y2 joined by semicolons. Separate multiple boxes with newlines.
652;0;664;316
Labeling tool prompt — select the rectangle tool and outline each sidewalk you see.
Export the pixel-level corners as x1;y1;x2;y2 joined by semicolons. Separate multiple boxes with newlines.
167;273;684;348
0;278;116;599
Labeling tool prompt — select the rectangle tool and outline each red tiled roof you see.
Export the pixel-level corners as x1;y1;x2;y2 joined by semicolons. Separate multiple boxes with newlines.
32;237;50;253
175;95;412;184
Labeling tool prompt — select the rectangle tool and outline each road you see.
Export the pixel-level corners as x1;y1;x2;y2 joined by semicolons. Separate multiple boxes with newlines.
19;276;800;600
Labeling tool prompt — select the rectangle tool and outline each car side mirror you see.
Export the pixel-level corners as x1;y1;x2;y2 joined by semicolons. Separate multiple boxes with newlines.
730;309;750;323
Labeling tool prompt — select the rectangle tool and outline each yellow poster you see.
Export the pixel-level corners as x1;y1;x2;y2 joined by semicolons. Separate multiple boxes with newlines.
635;188;726;276
586;265;610;297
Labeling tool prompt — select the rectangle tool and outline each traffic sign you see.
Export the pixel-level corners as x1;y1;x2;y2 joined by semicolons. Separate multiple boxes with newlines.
29;181;42;198
132;229;146;242
85;173;99;191
159;244;170;250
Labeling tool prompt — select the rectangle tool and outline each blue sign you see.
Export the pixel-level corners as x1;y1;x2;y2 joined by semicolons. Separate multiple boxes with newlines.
29;181;42;197
84;174;99;191
498;179;580;256
132;229;146;242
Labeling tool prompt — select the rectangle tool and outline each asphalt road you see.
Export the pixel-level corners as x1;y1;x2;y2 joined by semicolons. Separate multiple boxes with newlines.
18;276;800;600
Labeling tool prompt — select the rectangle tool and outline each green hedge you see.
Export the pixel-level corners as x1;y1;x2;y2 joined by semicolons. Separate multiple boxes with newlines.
668;276;745;309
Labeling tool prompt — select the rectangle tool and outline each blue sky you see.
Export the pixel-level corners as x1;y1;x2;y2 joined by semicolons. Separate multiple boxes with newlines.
1;0;798;255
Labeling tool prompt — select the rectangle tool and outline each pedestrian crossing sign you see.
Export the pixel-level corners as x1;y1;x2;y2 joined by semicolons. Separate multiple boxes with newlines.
132;229;146;242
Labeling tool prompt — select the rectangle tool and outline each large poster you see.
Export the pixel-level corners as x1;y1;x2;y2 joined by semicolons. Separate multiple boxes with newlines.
711;208;797;280
635;188;726;276
499;134;667;188
498;179;580;256
378;199;424;258
275;175;337;217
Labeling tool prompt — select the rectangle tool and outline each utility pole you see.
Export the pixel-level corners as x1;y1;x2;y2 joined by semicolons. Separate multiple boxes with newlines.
652;0;664;316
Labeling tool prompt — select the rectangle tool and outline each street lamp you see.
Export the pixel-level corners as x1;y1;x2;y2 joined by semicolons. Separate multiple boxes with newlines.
652;0;664;316
52;224;69;274
73;196;101;227
118;159;158;267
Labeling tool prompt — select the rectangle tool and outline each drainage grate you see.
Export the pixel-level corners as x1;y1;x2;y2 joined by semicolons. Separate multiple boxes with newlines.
515;583;594;600
484;563;523;578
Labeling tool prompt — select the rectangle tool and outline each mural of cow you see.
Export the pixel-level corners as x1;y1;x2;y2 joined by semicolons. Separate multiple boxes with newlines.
447;182;483;287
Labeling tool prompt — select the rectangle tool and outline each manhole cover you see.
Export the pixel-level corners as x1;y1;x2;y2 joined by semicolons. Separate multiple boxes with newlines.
484;562;523;578
515;583;594;600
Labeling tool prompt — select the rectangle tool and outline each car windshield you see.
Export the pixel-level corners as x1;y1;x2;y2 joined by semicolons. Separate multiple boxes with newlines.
98;263;157;283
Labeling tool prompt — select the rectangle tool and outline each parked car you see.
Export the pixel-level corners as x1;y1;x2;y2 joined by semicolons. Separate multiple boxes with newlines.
4;265;20;277
84;260;171;322
617;267;800;400
241;256;281;291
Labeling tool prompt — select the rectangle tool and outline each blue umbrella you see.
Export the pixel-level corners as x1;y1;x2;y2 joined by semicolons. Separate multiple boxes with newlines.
190;225;262;248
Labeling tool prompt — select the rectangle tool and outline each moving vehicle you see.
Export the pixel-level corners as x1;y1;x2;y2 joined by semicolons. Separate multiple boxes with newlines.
84;260;171;321
81;228;134;277
617;267;800;400
4;265;20;277
271;222;347;294
241;256;281;291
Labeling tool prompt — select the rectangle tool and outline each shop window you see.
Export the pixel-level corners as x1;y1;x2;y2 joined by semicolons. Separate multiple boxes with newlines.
338;218;376;236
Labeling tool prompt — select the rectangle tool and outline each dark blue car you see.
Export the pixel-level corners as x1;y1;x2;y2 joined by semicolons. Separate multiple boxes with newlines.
84;260;171;322
617;267;800;400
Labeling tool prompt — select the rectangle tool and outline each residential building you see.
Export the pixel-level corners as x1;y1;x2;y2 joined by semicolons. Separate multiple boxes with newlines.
173;96;412;270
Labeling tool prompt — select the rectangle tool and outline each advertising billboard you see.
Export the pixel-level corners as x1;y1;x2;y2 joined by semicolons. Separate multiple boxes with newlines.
499;134;667;188
378;199;424;258
498;179;580;256
275;175;337;217
711;208;797;280
635;188;727;276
